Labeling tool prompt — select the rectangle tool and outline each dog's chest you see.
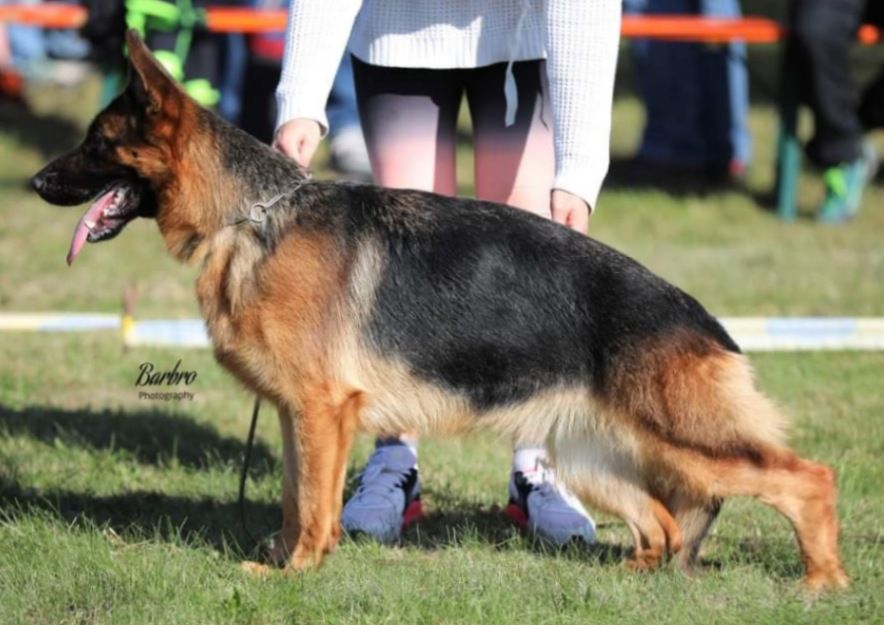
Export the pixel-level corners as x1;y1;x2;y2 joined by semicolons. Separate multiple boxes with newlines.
194;227;357;400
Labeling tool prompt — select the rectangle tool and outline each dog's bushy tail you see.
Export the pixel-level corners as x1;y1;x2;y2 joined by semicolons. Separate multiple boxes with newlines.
605;330;789;459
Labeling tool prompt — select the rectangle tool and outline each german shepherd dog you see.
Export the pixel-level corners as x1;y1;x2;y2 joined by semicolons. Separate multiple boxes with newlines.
32;32;847;591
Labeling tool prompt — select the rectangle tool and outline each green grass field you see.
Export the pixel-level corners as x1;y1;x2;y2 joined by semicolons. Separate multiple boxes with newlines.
1;72;883;624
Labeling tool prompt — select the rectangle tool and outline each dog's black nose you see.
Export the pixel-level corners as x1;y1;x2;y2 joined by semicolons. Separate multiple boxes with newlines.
30;172;46;193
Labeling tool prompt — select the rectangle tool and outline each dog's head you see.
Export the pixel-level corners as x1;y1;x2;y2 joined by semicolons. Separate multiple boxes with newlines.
31;31;190;265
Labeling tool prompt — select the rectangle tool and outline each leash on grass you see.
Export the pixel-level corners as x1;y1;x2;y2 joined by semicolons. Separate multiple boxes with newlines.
238;396;261;545
233;178;312;545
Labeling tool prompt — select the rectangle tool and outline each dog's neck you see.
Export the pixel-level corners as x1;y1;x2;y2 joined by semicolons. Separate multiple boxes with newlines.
154;108;308;263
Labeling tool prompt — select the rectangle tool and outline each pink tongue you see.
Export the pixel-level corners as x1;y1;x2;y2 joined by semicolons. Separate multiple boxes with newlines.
66;188;116;266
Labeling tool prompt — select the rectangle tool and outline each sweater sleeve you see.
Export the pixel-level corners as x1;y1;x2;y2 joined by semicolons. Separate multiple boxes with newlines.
275;0;364;134
545;0;621;211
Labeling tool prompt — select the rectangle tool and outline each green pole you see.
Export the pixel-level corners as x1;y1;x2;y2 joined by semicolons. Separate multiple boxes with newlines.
775;42;801;221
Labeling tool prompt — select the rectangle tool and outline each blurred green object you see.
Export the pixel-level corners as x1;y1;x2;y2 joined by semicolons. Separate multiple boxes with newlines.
818;143;878;224
774;70;800;221
123;0;218;107
99;69;122;107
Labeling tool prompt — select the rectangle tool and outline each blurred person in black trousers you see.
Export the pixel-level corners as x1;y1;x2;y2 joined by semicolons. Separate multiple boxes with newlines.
240;0;371;178
81;0;241;118
623;0;752;185
789;0;884;222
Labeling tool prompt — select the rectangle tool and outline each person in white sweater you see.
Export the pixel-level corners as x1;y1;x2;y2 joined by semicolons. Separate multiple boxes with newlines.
274;0;621;545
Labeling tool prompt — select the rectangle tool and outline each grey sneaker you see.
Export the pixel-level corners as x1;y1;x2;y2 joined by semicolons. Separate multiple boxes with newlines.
505;467;596;546
340;444;423;543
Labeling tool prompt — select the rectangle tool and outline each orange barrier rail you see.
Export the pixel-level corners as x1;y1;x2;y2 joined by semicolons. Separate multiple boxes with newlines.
622;16;781;43
2;4;879;43
620;16;880;44
0;3;85;29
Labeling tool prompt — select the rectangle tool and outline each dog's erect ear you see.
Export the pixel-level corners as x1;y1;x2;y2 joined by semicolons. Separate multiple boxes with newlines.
125;29;182;116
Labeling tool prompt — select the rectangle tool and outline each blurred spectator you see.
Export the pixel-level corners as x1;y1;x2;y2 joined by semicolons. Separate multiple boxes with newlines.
0;22;26;103
218;32;247;123
130;0;226;109
325;53;371;177
80;0;126;71
624;0;751;181
789;0;883;222
240;0;370;177
82;0;240;116
2;0;90;86
0;22;11;69
238;19;281;141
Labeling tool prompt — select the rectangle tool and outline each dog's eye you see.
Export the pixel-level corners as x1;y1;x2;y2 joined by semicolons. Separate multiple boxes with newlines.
84;134;112;159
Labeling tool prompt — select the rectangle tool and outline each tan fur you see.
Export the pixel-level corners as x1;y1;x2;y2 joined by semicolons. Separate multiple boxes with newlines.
199;229;846;585
667;493;721;572
116;40;250;263
606;334;788;458
199;228;364;565
651;442;847;590
119;31;847;589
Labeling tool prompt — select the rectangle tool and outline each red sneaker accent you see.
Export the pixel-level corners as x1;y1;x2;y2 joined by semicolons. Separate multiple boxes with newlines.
0;69;24;102
504;502;529;529
402;499;424;528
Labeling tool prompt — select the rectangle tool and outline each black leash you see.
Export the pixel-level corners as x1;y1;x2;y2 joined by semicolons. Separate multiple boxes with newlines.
231;180;311;547
238;396;262;545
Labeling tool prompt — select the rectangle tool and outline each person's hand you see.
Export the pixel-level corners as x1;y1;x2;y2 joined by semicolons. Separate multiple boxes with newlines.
550;189;590;234
273;118;322;168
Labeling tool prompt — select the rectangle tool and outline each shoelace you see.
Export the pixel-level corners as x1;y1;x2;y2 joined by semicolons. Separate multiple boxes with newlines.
529;469;562;501
523;459;581;508
351;448;415;506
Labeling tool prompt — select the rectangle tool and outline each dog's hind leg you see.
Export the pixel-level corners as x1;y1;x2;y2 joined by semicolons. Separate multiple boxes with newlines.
668;494;722;573
552;432;682;571
683;361;845;590
646;351;845;589
606;338;846;589
627;497;683;571
680;447;847;591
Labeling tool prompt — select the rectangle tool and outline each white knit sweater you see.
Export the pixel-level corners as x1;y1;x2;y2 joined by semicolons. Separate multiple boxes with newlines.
276;1;621;209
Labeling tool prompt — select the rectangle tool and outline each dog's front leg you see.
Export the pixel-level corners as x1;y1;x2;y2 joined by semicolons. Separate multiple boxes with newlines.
269;403;301;566
283;388;361;571
325;391;362;554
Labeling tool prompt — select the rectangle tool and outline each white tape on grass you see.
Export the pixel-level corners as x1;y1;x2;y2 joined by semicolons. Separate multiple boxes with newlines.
126;319;210;348
2;313;884;351
0;313;120;332
124;317;884;351
720;317;884;351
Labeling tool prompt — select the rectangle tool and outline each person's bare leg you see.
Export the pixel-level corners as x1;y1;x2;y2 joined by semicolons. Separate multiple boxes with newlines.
355;57;459;196
470;60;555;216
469;60;596;544
345;59;463;541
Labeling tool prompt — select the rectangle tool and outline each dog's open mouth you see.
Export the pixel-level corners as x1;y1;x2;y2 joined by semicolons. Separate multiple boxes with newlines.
67;181;140;265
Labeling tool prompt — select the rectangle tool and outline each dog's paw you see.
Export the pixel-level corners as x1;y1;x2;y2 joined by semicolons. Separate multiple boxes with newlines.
269;539;293;567
626;551;663;573
804;567;850;594
240;560;273;577
285;545;325;572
